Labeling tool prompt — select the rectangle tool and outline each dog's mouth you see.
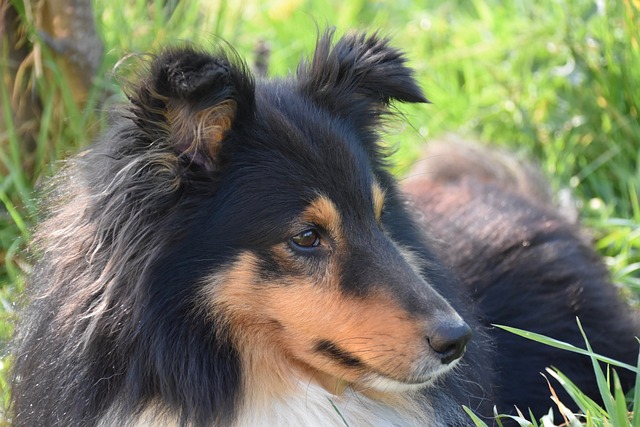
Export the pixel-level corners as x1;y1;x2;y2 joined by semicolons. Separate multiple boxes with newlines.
308;357;460;396
355;367;454;392
302;337;464;395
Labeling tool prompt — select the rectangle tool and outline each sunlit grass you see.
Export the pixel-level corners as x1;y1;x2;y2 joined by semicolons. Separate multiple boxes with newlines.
1;0;638;424
464;320;640;426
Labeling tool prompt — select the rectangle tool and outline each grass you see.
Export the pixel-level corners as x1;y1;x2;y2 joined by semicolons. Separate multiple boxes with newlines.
464;320;640;426
1;0;639;424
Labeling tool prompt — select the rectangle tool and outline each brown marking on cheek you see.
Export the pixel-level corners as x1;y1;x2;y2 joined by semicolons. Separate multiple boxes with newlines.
372;181;386;222
167;99;236;167
264;280;425;383
207;251;425;395
204;251;300;401
203;251;264;329
270;244;305;273
302;195;343;241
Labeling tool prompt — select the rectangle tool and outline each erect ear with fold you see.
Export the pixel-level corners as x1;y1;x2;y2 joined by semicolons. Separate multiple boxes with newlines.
297;30;428;125
130;47;254;172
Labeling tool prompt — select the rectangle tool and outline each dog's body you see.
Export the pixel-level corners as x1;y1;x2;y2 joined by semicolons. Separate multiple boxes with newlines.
404;138;640;417
11;31;639;426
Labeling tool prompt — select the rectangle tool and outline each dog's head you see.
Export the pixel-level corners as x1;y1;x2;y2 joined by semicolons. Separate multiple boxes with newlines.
126;30;470;395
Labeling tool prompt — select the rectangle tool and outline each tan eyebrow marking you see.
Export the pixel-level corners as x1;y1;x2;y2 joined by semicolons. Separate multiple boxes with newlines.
302;195;343;240
372;182;386;222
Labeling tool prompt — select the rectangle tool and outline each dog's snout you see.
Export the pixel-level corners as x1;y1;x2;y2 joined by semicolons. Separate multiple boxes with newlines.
427;320;472;365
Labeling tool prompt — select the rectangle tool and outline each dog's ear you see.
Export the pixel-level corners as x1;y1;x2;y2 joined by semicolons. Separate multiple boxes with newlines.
130;47;254;172
297;30;427;123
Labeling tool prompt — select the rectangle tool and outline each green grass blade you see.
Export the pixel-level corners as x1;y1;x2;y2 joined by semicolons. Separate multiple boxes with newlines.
546;368;608;420
0;187;29;242
611;371;631;426
463;405;490;427
575;318;619;424
0;79;33;211
632;345;640;427
495;324;639;374
328;399;350;427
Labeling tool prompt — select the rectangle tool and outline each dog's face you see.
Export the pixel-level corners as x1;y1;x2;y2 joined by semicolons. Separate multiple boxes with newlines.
132;31;470;394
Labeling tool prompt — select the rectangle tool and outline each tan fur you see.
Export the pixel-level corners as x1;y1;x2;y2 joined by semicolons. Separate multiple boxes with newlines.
203;250;427;402
167;99;237;164
302;195;343;241
200;252;295;405
372;181;386;223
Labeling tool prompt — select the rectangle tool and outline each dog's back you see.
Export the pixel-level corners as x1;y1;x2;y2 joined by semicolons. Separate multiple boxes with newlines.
403;137;640;418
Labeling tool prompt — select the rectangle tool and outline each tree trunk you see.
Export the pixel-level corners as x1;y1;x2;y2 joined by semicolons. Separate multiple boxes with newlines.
35;0;104;106
0;0;103;177
1;1;41;175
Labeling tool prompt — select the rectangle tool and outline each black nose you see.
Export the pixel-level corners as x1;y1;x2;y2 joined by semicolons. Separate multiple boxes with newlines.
427;321;472;364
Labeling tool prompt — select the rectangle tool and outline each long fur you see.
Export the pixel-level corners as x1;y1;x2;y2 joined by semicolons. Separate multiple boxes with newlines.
403;138;640;417
11;30;639;427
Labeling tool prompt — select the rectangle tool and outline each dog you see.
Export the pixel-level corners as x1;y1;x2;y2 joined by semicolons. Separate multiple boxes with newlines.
11;30;639;426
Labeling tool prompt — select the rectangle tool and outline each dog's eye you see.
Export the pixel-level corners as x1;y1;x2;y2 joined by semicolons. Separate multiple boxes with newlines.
291;229;321;249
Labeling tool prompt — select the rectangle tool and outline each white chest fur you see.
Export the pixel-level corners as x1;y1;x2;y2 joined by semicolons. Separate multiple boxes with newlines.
233;380;434;427
107;380;435;427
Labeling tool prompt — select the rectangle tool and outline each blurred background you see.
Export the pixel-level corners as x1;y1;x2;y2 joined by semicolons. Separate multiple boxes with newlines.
1;0;639;421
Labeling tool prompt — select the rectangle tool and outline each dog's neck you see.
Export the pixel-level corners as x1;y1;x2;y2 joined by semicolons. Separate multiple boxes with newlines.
98;339;482;427
233;347;435;427
236;375;434;427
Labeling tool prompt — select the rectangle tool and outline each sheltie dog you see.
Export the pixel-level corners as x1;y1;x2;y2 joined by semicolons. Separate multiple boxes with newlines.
11;30;640;426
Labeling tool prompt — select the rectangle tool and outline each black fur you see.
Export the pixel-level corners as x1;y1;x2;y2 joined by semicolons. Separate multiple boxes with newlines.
404;167;640;418
11;30;639;427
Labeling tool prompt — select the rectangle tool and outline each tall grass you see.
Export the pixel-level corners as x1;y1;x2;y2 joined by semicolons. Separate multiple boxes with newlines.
1;0;638;424
464;320;640;426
